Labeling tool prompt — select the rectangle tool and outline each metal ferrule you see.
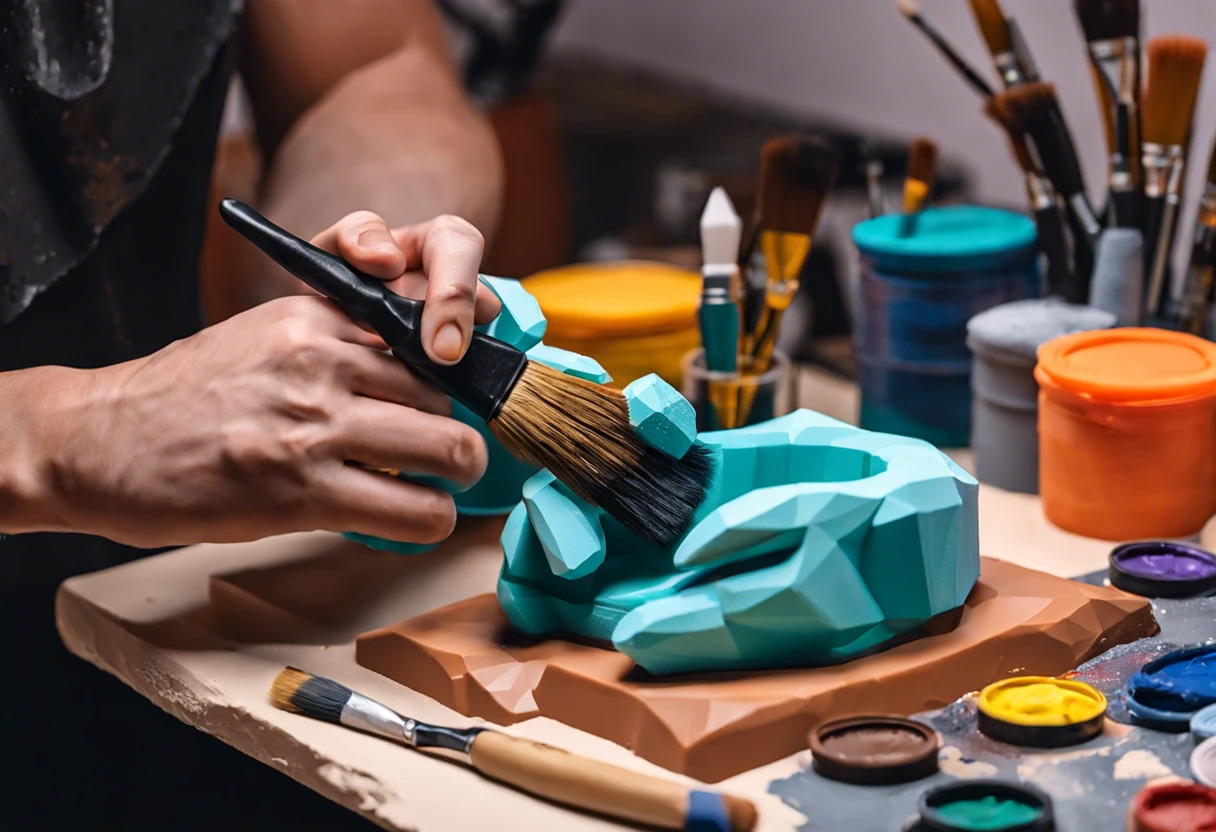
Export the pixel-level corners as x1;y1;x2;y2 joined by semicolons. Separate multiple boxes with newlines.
1007;19;1039;81
1068;193;1103;242
339;694;409;744
1026;173;1054;213
994;50;1025;88
1142;144;1179;199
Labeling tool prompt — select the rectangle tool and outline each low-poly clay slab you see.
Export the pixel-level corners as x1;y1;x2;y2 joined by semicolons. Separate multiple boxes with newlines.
355;557;1157;783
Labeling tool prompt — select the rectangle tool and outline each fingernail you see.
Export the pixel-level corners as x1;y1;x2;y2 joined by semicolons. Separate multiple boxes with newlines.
357;228;395;252
432;323;464;362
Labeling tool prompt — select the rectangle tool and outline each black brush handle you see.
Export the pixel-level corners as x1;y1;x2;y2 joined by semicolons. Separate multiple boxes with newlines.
219;199;527;421
1142;193;1164;303
1035;204;1073;298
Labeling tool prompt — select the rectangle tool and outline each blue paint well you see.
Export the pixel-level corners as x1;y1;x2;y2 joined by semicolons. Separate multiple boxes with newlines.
1129;645;1216;714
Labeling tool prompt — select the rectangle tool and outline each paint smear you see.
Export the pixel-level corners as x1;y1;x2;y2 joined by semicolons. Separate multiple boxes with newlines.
1114;749;1174;781
939;746;1000;779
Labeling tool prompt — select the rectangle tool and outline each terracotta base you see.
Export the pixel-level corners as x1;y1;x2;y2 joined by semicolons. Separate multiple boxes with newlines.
356;558;1157;783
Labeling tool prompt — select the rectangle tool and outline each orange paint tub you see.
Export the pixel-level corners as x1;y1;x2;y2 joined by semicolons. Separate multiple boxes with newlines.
1035;328;1216;541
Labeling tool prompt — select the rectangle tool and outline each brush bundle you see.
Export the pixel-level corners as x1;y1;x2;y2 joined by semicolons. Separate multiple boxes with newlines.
694;135;840;430
899;0;1216;333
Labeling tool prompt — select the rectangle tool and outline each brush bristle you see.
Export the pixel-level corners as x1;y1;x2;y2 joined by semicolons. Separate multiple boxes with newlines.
700;187;743;266
756;135;840;236
895;0;921;19
269;667;350;724
984;96;1036;174
489;362;713;548
1001;82;1085;197
906;138;939;188
1143;35;1208;147
1074;0;1139;43
969;0;1012;55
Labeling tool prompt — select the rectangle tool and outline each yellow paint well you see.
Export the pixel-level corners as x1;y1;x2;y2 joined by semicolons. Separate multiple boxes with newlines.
979;676;1107;727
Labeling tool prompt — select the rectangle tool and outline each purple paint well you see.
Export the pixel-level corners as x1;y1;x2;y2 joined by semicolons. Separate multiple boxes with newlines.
1115;543;1216;579
1110;542;1216;599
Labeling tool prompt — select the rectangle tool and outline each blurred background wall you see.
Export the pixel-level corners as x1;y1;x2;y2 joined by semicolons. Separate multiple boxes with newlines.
549;0;1216;256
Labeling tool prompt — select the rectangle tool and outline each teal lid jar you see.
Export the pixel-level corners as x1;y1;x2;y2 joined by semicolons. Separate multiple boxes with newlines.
852;205;1040;447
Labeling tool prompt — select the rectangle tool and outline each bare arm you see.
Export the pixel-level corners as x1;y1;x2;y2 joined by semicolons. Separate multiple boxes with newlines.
234;0;504;307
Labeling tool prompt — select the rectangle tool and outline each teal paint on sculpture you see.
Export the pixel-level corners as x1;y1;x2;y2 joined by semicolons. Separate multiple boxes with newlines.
935;796;1042;830
497;408;981;675
625;374;697;458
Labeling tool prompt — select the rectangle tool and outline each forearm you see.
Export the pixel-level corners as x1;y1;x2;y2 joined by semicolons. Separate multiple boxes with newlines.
241;47;504;307
0;367;82;535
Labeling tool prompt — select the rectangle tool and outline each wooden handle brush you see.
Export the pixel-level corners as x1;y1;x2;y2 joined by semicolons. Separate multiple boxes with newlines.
219;199;712;548
271;668;758;831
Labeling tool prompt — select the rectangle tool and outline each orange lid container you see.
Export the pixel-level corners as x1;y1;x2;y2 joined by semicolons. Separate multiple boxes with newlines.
1035;328;1216;541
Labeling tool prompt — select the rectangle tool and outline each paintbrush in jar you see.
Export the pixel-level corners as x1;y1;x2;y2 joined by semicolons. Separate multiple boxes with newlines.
1002;82;1100;296
699;186;743;428
900;137;939;238
1142;35;1208;320
896;0;995;99
270;668;759;831
1075;0;1142;210
985;93;1073;298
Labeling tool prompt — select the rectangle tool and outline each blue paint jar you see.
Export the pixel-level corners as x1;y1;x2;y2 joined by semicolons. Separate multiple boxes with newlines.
853;206;1040;447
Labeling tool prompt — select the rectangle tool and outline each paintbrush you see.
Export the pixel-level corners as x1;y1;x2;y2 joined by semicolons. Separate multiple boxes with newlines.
968;0;1024;87
1002;82;1100;294
699;186;743;429
985;94;1073;297
1142;35;1208;320
699;186;742;374
745;135;839;370
270;668;758;831
738;136;838;426
896;0;995;98
900;137;938;238
862;141;886;220
1173;144;1216;334
1075;0;1141;207
219;199;712;548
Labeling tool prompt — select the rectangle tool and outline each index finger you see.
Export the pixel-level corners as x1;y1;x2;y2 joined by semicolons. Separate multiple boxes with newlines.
394;216;493;365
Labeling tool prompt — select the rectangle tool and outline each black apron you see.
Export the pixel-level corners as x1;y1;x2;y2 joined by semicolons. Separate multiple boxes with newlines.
0;1;371;827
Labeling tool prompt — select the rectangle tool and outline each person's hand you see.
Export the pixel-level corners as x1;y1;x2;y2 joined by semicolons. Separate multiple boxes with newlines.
5;210;503;546
309;211;502;364
497;410;980;676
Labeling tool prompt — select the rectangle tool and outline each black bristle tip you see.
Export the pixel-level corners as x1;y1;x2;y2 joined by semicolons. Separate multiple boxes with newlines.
1074;0;1138;43
599;442;714;548
290;674;351;724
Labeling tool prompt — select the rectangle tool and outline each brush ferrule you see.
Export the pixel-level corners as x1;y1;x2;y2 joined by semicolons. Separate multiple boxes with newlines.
1068;193;1102;242
340;693;409;743
994;51;1025;87
1142;145;1179;198
1007;19;1040;82
1025;174;1054;212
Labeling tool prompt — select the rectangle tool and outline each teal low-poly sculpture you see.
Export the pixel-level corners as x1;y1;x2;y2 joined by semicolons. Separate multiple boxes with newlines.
497;408;980;675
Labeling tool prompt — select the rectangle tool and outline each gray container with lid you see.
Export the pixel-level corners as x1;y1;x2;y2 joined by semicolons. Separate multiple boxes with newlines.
966;299;1117;494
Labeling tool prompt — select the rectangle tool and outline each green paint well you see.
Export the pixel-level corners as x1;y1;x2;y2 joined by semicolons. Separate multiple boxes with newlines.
936;796;1042;830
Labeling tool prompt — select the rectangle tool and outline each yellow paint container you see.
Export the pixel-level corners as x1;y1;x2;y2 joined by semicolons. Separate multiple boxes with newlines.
522;261;701;388
977;676;1107;748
